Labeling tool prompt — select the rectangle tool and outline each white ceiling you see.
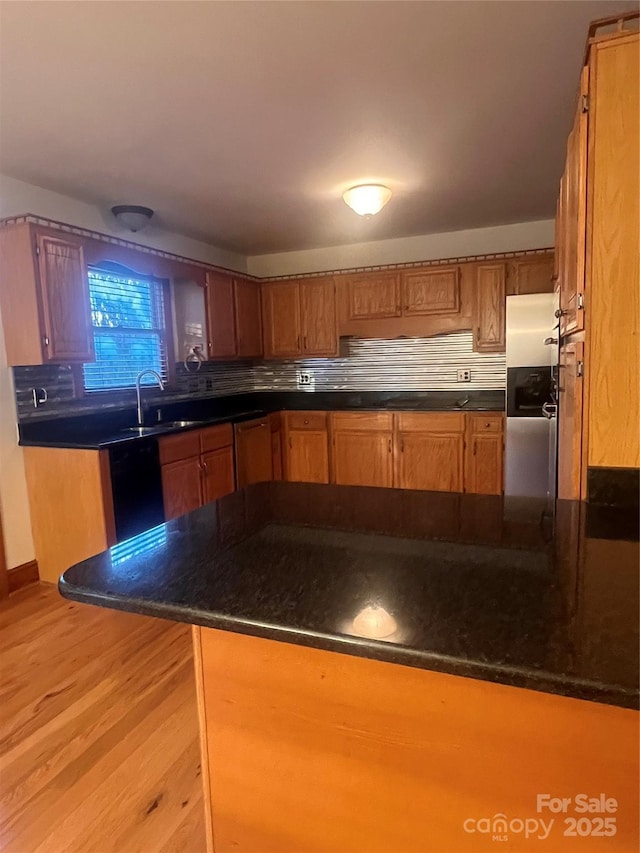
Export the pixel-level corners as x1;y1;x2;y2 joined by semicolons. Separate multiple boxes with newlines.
0;1;634;255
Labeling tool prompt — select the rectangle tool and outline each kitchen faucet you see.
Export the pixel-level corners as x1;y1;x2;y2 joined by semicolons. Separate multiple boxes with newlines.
135;369;165;426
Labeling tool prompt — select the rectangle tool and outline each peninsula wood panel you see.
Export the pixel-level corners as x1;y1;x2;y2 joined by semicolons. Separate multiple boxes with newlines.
206;272;236;358
234;278;262;358
261;281;302;358
301;278;338;356
22;447;115;584
586;35;639;469
474;263;506;352
402;266;460;315
195;627;639;853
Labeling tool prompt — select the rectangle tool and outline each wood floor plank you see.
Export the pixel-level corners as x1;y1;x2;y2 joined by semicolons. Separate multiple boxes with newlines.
0;584;206;853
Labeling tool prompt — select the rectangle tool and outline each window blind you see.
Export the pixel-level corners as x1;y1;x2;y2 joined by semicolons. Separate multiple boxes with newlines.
83;268;169;391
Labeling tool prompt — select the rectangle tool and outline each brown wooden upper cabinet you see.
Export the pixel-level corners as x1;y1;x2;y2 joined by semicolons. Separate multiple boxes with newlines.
557;65;588;337
330;412;394;488
474;263;506;352
345;271;401;320
0;224;94;365
402;267;460;315
507;254;555;295
206;272;263;359
206;272;236;358
262;278;337;359
234;279;263;358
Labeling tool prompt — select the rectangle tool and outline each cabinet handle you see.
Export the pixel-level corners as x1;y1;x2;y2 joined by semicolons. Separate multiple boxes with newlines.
388;438;392;453
43;335;50;347
201;459;208;473
473;440;477;456
400;438;404;453
297;336;301;350
303;336;308;350
288;437;292;449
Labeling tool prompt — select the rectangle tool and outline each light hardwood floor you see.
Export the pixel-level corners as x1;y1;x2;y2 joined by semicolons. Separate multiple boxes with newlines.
0;583;206;853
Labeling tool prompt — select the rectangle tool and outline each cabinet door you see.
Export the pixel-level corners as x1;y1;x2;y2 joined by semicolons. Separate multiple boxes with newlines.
161;456;202;521
173;279;208;362
401;267;460;316
206;272;236;358
201;446;235;504
397;432;464;492
508;256;555;295
557;341;584;500
36;233;94;362
331;430;394;488
235;419;273;487
559;66;588;336
301;279;338;356
285;430;329;483
465;433;503;495
346;272;401;320
234;279;263;358
474;264;506;352
261;282;302;358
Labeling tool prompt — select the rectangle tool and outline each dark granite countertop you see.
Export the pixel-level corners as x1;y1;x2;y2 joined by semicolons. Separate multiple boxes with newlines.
59;482;639;710
19;390;504;449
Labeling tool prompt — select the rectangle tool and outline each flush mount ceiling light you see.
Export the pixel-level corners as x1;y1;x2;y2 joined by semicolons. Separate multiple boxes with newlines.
342;184;392;217
111;205;154;232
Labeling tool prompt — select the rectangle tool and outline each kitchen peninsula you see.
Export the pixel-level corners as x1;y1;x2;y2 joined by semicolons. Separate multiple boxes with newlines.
60;482;639;853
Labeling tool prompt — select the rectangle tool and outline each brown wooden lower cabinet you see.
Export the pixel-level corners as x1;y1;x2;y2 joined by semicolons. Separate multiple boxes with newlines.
235;417;273;487
283;411;329;483
396;412;465;492
330;412;394;488
464;413;505;496
160;423;235;521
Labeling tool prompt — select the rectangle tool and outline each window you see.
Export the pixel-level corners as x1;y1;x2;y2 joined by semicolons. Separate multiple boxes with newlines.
83;266;169;391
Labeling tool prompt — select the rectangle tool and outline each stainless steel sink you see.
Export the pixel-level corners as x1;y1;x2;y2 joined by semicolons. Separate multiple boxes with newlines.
120;420;203;436
159;420;203;428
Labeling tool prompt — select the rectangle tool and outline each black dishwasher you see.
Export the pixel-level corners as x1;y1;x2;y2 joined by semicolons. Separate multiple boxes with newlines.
108;439;165;542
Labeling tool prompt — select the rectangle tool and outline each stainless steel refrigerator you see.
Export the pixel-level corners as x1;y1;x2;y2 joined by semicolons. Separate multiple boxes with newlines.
505;293;558;499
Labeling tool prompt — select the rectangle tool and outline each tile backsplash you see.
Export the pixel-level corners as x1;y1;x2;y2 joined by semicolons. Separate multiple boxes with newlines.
14;331;506;421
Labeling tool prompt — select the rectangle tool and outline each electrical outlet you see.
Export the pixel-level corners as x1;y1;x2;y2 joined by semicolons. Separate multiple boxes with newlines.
297;370;315;391
457;369;471;382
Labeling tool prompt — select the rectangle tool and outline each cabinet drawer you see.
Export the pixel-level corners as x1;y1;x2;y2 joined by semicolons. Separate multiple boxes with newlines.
396;412;466;433
159;430;201;465
285;411;327;431
468;413;504;434
330;411;393;431
199;423;233;453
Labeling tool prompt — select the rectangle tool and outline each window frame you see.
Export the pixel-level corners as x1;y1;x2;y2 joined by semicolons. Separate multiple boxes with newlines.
80;262;176;396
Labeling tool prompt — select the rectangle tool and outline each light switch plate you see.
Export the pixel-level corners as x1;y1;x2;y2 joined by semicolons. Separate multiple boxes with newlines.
457;369;471;382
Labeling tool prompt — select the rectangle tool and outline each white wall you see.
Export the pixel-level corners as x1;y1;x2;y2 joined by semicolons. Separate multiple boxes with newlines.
246;219;555;278
0;174;247;273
